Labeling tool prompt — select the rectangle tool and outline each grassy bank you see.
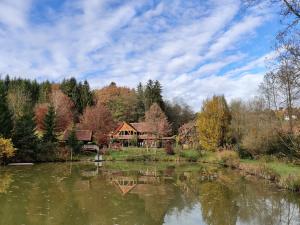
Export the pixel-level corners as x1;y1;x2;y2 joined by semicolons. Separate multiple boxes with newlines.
101;147;300;192
103;147;201;162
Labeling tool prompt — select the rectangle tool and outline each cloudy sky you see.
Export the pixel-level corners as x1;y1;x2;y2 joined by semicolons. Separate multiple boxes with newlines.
0;0;280;110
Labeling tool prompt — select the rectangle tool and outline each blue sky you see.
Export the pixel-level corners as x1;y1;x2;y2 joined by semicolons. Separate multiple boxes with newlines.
0;0;281;110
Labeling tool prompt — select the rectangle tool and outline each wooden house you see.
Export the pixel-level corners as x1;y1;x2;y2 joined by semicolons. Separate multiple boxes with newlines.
111;122;174;147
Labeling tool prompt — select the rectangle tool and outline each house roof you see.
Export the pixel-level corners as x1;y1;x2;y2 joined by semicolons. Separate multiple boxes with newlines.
131;122;154;133
63;129;92;141
113;122;155;135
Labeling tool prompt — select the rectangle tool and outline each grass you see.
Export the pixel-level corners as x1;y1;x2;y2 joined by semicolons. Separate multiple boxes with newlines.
103;147;200;162
240;158;300;191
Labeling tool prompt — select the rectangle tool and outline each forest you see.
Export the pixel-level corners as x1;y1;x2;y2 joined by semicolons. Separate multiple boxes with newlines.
0;77;195;163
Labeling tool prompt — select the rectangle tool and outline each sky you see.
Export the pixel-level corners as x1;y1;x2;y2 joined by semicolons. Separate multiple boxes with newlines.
0;0;281;110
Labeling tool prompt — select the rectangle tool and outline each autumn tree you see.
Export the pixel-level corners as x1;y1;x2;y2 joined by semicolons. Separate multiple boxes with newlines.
79;103;116;145
96;82;138;122
51;90;74;131
197;96;231;151
7;86;31;120
178;121;199;149
0;138;15;164
145;103;171;137
34;103;48;131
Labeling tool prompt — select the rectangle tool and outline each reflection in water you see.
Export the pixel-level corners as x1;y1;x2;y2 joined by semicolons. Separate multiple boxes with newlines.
0;162;299;225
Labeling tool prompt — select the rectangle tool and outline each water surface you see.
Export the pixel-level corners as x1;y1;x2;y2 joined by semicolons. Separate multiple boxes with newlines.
0;162;299;225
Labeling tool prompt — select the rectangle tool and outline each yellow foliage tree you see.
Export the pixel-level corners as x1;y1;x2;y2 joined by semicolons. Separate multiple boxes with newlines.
197;96;231;151
0;137;15;163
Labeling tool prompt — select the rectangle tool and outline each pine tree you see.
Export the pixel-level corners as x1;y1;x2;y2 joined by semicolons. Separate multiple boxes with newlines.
197;95;231;151
0;83;13;138
12;111;39;161
144;80;164;110
43;104;57;143
136;82;145;121
67;126;82;155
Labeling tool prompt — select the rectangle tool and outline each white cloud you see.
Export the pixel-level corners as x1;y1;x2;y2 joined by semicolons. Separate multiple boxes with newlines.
0;0;278;110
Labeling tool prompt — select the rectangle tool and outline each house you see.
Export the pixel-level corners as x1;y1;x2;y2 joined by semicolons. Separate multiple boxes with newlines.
62;129;93;143
111;122;174;147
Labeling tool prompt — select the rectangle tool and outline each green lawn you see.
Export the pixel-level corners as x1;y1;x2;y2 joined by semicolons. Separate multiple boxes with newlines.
103;147;200;162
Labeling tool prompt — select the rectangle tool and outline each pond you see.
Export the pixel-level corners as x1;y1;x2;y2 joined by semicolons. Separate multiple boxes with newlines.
0;162;299;225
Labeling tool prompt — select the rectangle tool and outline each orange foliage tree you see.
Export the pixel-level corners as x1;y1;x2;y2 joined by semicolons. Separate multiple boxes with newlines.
145;103;171;137
79;103;116;145
34;90;74;132
51;90;74;131
34;103;48;131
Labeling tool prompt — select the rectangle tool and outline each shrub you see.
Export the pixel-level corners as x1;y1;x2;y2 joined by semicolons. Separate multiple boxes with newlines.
179;150;200;162
165;142;175;155
217;150;240;168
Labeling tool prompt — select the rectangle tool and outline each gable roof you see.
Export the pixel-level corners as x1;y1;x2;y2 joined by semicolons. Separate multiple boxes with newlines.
63;129;92;141
113;122;137;135
130;122;154;133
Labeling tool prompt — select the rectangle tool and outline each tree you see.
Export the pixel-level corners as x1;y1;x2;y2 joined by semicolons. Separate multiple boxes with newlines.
51;90;74;131
145;103;171;137
95;82;138;122
12;111;39;161
0;83;13;138
197;96;231;151
144;80;164;110
67;126;82;155
0;138;15;164
38;80;52;103
7;86;31;120
164;100;195;134
79;103;116;145
60;77;93;114
136;82;145;121
80;80;94;109
43;104;57;143
178;121;199;149
34;103;48;131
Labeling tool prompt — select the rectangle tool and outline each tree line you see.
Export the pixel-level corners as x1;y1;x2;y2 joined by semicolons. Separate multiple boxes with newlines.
0;76;194;163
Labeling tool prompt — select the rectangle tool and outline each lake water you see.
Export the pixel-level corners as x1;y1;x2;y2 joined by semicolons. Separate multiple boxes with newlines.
0;162;299;225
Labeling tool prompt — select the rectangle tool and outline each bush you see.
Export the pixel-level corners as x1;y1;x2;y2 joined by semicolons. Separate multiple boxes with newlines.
179;150;200;162
217;150;240;168
165;142;175;155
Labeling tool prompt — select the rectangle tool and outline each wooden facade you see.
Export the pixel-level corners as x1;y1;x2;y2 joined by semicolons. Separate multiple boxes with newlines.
111;122;174;147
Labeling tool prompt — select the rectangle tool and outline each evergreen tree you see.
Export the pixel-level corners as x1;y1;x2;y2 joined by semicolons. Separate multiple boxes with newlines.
80;80;93;108
39;81;52;103
136;82;145;121
197;95;231;151
144;79;164;110
67;126;82;155
43;104;57;143
12;111;39;161
0;83;13;138
61;77;93;114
